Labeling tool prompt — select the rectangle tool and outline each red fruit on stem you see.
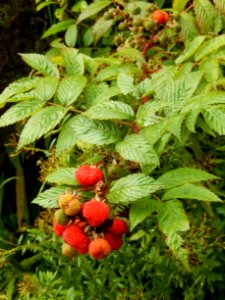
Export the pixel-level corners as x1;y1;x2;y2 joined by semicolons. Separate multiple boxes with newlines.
89;238;111;259
81;199;110;227
63;224;90;254
53;220;67;236
152;10;169;24
108;218;129;235
104;232;123;250
75;165;104;187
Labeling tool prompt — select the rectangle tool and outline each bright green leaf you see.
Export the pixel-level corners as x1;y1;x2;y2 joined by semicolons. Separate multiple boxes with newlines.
34;77;59;101
56;117;77;156
46;168;77;185
117;73;134;95
32;186;66;208
42;19;75;38
77;1;111;24
65;24;78;47
62;48;84;75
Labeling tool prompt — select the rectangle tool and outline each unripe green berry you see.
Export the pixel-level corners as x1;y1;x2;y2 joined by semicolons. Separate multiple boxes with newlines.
133;16;142;26
54;209;70;225
118;22;128;30
103;11;113;20
143;18;156;31
131;5;141;15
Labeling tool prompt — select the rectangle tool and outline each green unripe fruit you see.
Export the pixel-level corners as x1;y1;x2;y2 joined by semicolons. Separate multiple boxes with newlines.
143;18;156;31
62;242;78;259
133;16;143;26
54;209;70;225
108;8;116;14
118;22;128;30
131;5;141;15
113;35;122;44
173;10;180;20
146;3;157;13
103;11;113;20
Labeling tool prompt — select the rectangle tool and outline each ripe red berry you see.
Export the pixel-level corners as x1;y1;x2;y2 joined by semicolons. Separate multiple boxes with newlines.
63;224;90;254
53;220;67;236
75;165;104;187
152;10;169;24
108;218;128;235
104;232;123;250
89;238;111;259
81;199;110;227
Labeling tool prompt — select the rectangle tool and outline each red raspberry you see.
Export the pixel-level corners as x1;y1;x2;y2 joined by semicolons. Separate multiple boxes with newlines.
53;220;67;236
108;218;128;235
88;238;111;259
81;199;110;227
104;232;123;250
63;224;90;254
75;165;104;187
152;10;169;24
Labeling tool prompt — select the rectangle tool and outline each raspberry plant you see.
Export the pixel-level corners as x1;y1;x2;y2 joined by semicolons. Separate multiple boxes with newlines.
1;0;225;277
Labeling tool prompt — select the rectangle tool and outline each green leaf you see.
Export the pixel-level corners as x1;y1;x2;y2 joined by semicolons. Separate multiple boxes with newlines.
0;99;45;127
195;34;225;61
175;35;206;64
57;75;87;105
46;168;77;185
65;24;78;47
162;183;222;202
117;73;135;95
113;47;145;64
166;114;185;140
194;0;216;34
185;110;200;132
36;1;55;11
90;86;121;107
213;0;225;15
108;173;161;204
180;12;199;41
116;134;159;165
34;77;59;101
56;117;77;156
19;54;59;77
70;115;122;145
129;198;161;231
32;186;66;208
18;106;67;149
42;19;75;38
199;58;219;88
203;107;225;135
62;48;85;75
173;0;189;12
140;122;166;145
156;167;218;189
77;1;111;24
93;17;114;43
84;101;134;120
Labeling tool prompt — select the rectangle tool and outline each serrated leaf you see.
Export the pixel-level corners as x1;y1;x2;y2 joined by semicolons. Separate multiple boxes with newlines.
18;106;67;149
82;54;98;76
203;107;225;135
62;48;84;75
129;198;161;231
57;75;87;105
56;117;77;156
93;17;113;43
194;0;216;34
180;12;199;41
162;183;222;202
91;86;121;107
0;99;45;127
117;73;134;95
32;186;66;208
200;58;219;88
175;35;206;64
113;47;145;64
213;0;225;15
19;54;59;77
156;167;218;189
108;173;161;204
136;78;153;96
173;0;189;12
140;122;166;145
34;77;59;101
65;24;78;47
42;19;75;38
195;34;225;61
84;101;134;120
77;1;111;24
46;168;77;185
185;110;200;132
116;134;159;165
166;114;185;140
70;115;122;145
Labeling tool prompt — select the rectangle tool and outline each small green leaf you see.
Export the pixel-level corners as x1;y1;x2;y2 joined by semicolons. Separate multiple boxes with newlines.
62;48;84;75
0;99;44;127
129;198;161;231
162;183;222;202
18;106;67;149
195;34;225;61
65;24;78;47
203;107;225;135
77;1;111;24
156;167;218;189
194;0;216;34
42;19;75;38
116;134;159;164
19;53;59;77
56;117;77;156
46;168;77;185
84;101;134;120
180;12;199;41
34;77;59;101
93;17;113;43
57;75;87;105
36;1;55;11
200;58;219;88
113;48;145;64
117;73;134;95
173;0;189;12
108;173;161;204
185;110;200;132
32;186;66;208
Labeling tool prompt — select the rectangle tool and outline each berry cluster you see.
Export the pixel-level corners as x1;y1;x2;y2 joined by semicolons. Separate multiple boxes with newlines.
53;164;128;260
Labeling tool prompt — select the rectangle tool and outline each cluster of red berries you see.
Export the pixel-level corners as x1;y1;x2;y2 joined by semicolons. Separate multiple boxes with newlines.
53;164;128;260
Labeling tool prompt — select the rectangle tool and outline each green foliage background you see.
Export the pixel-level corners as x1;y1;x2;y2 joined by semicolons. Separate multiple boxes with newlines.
1;0;225;299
